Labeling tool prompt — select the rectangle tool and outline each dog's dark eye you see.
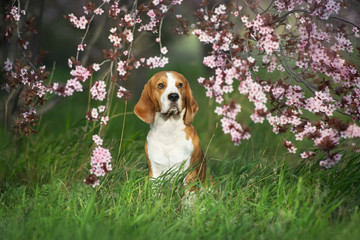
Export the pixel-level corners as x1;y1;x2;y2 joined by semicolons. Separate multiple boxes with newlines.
158;83;164;89
177;83;183;89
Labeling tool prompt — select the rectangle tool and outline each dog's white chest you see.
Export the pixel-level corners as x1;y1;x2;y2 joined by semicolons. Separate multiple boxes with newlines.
146;113;193;178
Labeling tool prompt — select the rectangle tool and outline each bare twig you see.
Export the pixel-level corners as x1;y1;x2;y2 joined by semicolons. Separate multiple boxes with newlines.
273;9;308;24
81;16;107;65
274;9;360;29
329;15;360;30
275;45;316;95
75;2;106;61
260;0;275;15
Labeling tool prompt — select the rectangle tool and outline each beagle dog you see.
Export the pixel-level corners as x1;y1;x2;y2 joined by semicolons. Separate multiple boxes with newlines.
134;71;207;187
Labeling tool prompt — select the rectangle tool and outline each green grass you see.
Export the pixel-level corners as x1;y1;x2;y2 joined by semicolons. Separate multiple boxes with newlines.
1;122;360;239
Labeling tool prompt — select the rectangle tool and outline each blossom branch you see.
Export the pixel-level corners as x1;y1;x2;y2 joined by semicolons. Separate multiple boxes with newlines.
274;8;360;29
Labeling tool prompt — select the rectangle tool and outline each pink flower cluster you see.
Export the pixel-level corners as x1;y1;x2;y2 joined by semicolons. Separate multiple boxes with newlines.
90;81;107;101
87;145;112;187
146;56;169;69
194;1;360;167
67;14;88;30
117;86;130;99
319;153;342;169
242;15;280;55
86;105;109;125
62;65;91;96
7;5;21;21
274;0;341;20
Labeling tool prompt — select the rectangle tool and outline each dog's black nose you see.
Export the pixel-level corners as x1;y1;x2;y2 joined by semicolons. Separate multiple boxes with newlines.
168;93;179;102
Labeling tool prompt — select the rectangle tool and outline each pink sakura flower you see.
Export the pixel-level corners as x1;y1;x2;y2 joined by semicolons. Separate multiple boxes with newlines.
90;146;112;177
147;9;156;18
300;151;316;159
70;65;91;82
161;47;168;55
108;34;121;47
117;86;130;100
68;14;88;30
284;141;297;154
13;14;21;21
146;56;169;69
300;152;308;159
3;58;13;72
65;79;83;96
134;61;141;69
109;2;121;17
92;134;103;146
124;29;133;42
203;55;216;68
117;61;127;76
92;63;100;71
90;81;107;101
353;27;360;38
91;108;99;119
220;117;247;145
10;6;20;21
152;0;160;6
247;56;255;63
98;105;106;113
314;128;339;149
22;107;37;120
342;124;360;138
241;15;248;23
319;153;342;169
10;6;18;15
171;0;183;5
67;59;73;68
197;77;205;84
77;44;86;51
94;8;104;15
101;116;109;125
214;4;226;15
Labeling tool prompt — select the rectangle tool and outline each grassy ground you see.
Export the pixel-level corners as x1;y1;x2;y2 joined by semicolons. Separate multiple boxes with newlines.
1;67;360;239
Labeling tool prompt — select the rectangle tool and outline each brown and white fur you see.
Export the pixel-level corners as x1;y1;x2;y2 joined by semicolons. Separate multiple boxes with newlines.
134;71;207;188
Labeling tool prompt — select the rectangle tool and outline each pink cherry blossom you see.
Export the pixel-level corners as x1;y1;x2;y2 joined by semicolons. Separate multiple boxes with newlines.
90;146;112;177
3;58;13;71
90;81;107;101
92;134;103;146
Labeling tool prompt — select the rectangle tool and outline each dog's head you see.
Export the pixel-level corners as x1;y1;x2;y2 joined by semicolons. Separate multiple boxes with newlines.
134;71;198;125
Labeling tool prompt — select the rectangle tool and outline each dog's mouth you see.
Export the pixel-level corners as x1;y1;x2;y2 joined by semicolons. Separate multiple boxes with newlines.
162;103;180;118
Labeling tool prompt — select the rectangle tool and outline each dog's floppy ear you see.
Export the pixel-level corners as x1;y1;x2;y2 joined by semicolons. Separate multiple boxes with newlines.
134;83;155;125
184;81;198;126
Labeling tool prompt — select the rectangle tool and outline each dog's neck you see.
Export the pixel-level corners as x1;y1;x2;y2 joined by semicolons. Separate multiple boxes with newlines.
150;109;186;134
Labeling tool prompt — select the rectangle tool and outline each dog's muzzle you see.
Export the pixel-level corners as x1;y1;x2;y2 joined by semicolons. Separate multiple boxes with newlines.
163;93;181;117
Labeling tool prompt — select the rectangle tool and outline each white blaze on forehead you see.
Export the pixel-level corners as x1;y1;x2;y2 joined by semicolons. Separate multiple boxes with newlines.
160;72;181;113
166;72;177;89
